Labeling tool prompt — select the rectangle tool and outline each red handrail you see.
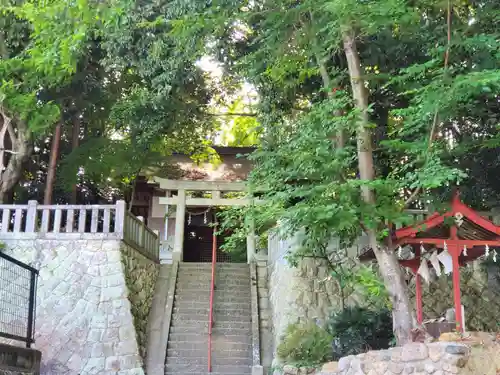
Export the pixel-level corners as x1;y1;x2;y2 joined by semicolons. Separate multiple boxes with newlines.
208;222;217;372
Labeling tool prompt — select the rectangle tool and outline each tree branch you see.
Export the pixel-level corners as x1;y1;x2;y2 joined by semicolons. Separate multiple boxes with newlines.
0;32;8;59
403;0;452;209
208;112;257;117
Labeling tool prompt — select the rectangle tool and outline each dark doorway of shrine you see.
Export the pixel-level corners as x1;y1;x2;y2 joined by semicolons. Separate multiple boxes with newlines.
182;209;246;263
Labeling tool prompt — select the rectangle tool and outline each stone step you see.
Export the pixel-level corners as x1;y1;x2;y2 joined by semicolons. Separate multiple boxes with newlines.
177;268;250;275
173;301;251;310
179;262;249;268
177;269;250;275
167;348;252;358
171;315;251;324
176;274;250;282
174;293;250;303
167;340;252;351
172;309;251;318
165;263;253;374
169;326;252;335
177;271;249;276
173;307;251;316
175;286;251;294
165;364;251;374
176;281;251;288
170;319;252;330
174;294;250;301
167;333;252;345
166;356;252;366
178;268;250;274
175;287;250;294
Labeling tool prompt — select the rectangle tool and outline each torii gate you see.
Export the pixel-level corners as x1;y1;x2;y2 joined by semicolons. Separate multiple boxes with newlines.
361;192;500;332
151;177;258;263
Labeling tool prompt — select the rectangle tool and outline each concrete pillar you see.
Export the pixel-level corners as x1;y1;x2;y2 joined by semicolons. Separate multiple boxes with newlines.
173;189;186;261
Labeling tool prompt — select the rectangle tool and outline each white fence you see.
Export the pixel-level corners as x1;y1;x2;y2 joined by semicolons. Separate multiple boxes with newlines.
0;200;159;262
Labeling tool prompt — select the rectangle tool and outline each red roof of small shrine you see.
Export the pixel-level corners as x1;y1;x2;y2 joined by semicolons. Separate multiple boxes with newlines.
359;193;500;262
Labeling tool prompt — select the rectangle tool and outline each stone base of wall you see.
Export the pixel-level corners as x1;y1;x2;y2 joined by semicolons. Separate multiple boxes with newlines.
0;237;151;375
281;342;471;375
0;343;41;375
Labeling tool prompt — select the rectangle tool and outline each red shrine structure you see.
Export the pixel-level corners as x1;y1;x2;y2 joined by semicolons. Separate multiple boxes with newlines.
360;192;500;332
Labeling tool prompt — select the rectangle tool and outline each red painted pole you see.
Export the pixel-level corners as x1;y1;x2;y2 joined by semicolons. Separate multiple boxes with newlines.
208;221;217;372
450;245;464;332
415;274;423;324
413;246;423;325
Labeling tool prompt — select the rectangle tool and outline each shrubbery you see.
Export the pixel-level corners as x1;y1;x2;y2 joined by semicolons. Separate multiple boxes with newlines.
327;306;394;360
276;321;333;366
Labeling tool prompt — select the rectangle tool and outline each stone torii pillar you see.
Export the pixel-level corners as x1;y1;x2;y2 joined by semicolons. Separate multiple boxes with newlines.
173;189;186;261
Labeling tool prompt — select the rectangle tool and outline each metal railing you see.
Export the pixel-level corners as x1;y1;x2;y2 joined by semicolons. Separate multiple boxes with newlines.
0;251;38;348
208;223;217;373
123;211;160;262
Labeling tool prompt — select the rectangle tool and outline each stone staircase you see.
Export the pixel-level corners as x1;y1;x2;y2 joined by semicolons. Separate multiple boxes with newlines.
165;262;253;375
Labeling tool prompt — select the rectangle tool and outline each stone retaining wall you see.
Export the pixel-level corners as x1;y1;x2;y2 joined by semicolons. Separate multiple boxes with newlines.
282;342;471;375
267;233;368;358
121;243;159;360
256;257;273;372
0;236;153;375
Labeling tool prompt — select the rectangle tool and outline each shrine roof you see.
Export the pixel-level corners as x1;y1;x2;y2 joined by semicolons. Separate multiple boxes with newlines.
409;216;498;241
358;193;500;262
394;194;500;242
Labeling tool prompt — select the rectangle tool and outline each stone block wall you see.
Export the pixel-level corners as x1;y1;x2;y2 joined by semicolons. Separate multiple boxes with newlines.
0;236;154;375
408;263;500;331
255;257;273;371
282;342;471;375
267;232;369;366
121;243;159;360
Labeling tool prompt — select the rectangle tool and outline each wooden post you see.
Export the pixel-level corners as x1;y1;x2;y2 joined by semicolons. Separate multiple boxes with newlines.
414;247;423;324
450;244;464;332
415;274;423;324
448;224;464;332
173;189;186;261
25;201;38;232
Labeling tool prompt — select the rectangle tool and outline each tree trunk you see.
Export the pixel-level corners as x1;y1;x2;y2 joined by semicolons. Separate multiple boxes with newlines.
316;56;346;148
70;115;80;204
128;170;141;213
44;121;62;204
0;111;33;203
342;31;414;345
